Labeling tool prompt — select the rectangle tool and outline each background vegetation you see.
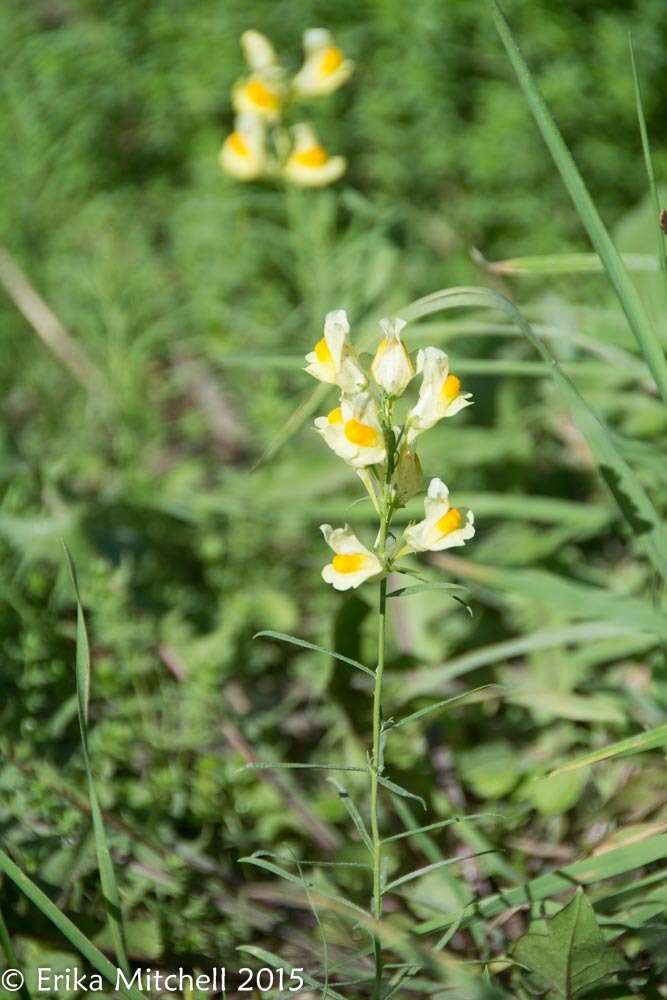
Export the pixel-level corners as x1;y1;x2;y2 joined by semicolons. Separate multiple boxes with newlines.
1;0;666;996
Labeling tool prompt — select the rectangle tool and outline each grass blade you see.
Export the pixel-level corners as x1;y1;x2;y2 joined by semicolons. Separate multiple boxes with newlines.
481;251;658;276
551;723;667;775
397;286;667;586
490;0;667;404
0;903;31;1000
0;849;144;1000
417;833;667;935
629;35;667;278
63;544;129;974
382;813;504;845
254;630;374;677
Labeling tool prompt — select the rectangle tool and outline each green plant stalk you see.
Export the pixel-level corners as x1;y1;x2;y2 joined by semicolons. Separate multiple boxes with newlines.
369;406;397;998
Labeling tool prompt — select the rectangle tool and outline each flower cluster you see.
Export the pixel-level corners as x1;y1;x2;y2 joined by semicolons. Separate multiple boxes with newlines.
220;29;352;187
305;311;475;590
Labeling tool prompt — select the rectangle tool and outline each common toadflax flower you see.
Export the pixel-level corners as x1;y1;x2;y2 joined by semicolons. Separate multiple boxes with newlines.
220;28;351;187
293;29;354;98
305;309;475;589
320;524;383;591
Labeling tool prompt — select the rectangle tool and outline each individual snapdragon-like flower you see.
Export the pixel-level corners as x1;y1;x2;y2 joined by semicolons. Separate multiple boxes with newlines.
293;29;354;98
283;124;346;187
371;318;414;397
240;30;278;71
304;309;366;392
406;347;472;442
232;38;284;123
402;478;475;553
320;524;383;590
314;392;386;468
218;114;267;180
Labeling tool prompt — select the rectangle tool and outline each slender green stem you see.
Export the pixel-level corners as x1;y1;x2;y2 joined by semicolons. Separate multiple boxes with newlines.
370;404;395;999
370;573;387;998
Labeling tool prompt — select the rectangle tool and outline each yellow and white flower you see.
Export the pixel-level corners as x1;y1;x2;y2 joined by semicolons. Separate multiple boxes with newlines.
402;478;475;553
293;29;354;98
304;309;366;392
283;124;346;187
240;30;278;72
371;318;414;397
320;524;383;591
314;392;386;468
406;347;472;442
232;69;284;121
218;114;267;180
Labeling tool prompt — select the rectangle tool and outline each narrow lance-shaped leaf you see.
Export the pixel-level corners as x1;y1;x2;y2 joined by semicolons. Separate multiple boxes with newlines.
254;630;374;677
490;0;667;405
62;544;129;974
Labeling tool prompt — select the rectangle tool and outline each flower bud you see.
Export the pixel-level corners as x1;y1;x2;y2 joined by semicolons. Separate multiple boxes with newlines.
371;318;414;397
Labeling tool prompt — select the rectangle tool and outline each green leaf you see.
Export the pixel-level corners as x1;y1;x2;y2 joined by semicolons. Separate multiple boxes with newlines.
384;852;498;895
551;723;667;775
62;544;129;974
482;251;658;276
398;285;667;587
490;0;667;404
386;686;499;731
238;762;366;773
238;854;368;918
629;37;667;279
327;779;374;853
527;770;589;818
254;630;374;677
382;813;505;845
0;849;145;1000
378;776;426;811
236;945;347;1000
418;833;667;935
513;888;625;998
0;903;31;1000
387;582;466;599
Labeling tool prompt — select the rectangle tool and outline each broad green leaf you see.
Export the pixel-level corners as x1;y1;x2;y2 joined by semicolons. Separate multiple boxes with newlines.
490;0;667;404
527;770;589;818
418;833;667;935
254;629;374;677
551;723;667;775
513;888;625;998
458;741;522;800
63;545;129;974
0;850;144;1000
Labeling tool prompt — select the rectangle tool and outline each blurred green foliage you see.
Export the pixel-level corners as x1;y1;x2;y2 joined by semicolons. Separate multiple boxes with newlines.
1;0;667;994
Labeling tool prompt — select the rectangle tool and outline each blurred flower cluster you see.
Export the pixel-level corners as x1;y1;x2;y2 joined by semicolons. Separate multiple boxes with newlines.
305;311;475;590
219;29;352;187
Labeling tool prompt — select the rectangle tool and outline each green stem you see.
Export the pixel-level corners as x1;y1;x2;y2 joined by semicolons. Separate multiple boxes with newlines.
370;572;387;998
